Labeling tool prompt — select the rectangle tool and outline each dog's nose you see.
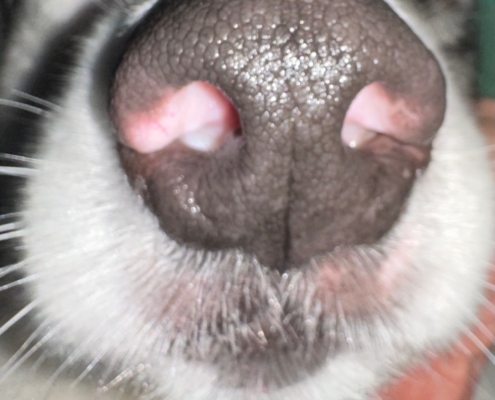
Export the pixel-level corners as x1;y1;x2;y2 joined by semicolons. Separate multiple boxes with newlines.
111;0;445;271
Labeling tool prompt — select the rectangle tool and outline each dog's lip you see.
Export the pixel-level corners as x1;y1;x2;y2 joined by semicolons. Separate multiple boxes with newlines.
377;266;495;400
128;238;415;389
150;237;411;321
134;234;414;360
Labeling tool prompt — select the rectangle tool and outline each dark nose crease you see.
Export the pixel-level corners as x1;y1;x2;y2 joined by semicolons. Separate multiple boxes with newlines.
111;0;446;272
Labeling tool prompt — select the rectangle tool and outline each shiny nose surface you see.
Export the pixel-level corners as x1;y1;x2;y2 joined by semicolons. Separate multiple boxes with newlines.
111;0;446;271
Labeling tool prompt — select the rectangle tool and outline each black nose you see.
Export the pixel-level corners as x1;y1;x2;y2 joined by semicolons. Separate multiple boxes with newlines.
111;0;446;272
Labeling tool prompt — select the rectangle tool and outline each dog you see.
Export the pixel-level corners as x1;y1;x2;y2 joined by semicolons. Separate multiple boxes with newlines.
0;0;494;399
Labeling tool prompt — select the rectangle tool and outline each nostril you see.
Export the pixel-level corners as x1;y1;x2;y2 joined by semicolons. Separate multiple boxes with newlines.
343;82;433;148
341;81;440;166
113;81;241;153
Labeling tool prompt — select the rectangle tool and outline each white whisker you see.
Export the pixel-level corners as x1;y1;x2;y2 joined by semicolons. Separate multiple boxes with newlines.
472;312;495;342
42;339;93;393
0;153;41;165
0;222;23;234
124;0;160;27
465;329;495;366
0;262;27;279
0;212;22;219
0;302;37;338
0;229;25;242
0;324;63;385
0;266;129;384
479;294;495;315
11;89;61;111
0;274;38;293
41;319;135;397
0;316;59;379
0;99;51;117
103;366;137;394
0;166;36;177
70;351;105;389
0;327;45;379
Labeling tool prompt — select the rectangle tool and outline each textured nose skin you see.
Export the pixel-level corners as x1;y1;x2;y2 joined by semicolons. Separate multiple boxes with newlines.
111;0;446;271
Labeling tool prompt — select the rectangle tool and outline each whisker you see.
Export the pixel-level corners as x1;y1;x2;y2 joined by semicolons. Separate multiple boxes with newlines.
103;367;136;395
0;324;46;379
464;328;495;366
0;302;37;338
478;293;495;316
0;229;25;242
70;351;106;389
5;283;121;373
123;0;160;27
0;212;22;220
0;99;51;117
0;274;38;293
0;312;66;381
0;153;41;165
0;323;64;385
483;282;495;292
471;309;495;342
0;166;36;177
0;262;27;279
0;222;23;234
335;298;355;351
0;265;133;382
41;334;100;394
11;89;61;111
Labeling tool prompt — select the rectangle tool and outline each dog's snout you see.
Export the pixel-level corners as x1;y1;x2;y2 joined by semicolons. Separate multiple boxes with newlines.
111;0;446;271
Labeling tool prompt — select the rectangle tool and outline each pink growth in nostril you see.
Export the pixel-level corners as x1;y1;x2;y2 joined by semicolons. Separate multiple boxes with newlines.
119;81;240;153
342;82;427;149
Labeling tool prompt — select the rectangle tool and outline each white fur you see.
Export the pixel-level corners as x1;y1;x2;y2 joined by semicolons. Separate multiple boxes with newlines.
1;1;494;399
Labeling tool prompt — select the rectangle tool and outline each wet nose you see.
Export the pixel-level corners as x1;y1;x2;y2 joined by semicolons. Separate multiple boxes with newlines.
111;0;446;272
